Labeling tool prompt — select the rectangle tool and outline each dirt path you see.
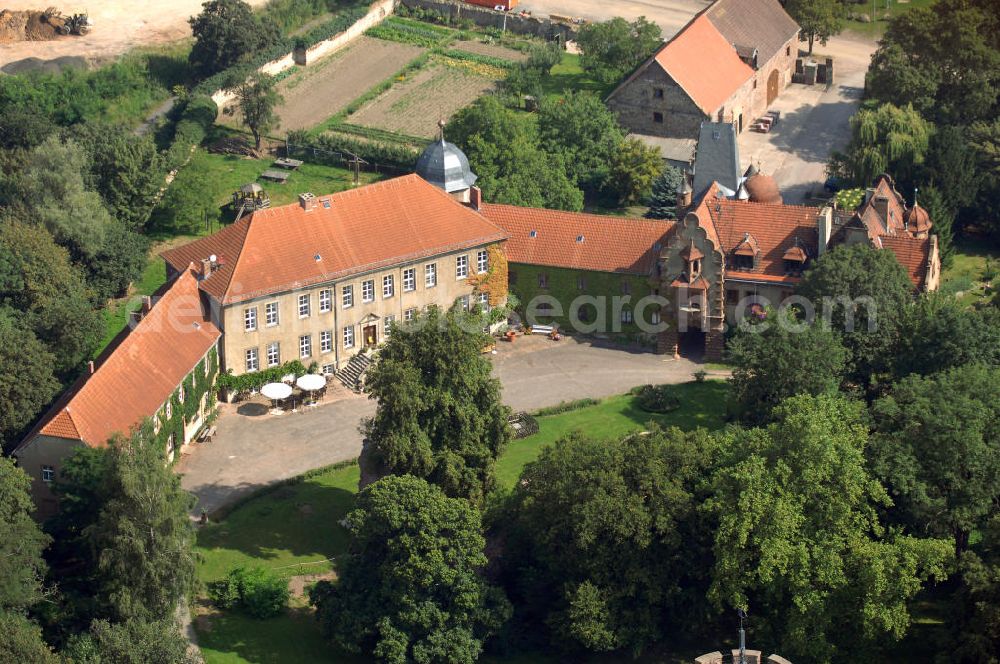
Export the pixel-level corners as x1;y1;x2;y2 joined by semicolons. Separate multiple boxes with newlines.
519;0;709;37
0;0;269;67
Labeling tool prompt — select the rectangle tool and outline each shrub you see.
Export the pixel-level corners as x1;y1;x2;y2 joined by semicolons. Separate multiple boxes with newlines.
534;398;600;417
693;369;707;383
632;384;681;413
209;565;289;619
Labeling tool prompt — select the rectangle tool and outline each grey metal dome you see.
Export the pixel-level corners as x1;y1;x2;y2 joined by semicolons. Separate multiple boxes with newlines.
415;122;477;193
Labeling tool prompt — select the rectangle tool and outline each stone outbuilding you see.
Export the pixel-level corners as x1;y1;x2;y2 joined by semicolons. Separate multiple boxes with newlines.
606;0;800;141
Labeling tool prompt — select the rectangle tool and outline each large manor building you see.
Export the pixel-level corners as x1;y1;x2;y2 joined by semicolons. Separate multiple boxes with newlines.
15;136;939;514
607;0;799;142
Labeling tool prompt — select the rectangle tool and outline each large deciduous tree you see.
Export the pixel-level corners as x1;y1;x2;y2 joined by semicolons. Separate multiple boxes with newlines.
0;612;58;664
449;96;583;211
892;293;1000;379
225;71;283;151
537;91;623;190
0;311;60;443
726;310;848;425
605;137;662;206
63;617;198;664
829;103;931;191
310;475;510;664
84;425;197;622
708;394;952;661
188;0;281;78
796;243;912;389
501;427;716;655
785;0;845;54
0;458;51;611
360;306;511;504
870;364;1000;555
577;17;662;84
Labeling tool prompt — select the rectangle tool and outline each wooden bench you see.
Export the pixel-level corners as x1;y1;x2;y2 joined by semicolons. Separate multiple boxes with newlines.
199;426;217;443
260;169;290;183
531;324;554;335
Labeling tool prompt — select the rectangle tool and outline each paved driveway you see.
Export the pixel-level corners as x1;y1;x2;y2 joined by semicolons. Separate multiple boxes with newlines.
178;336;715;514
738;36;876;203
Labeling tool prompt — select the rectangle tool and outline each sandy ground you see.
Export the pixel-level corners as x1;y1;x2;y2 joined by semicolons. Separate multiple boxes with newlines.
0;0;269;67
520;0;709;37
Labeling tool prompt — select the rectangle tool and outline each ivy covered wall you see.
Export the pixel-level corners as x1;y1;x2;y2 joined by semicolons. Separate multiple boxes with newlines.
507;263;658;341
152;345;220;461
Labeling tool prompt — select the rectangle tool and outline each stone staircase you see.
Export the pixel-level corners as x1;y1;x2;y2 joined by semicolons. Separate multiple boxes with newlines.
336;352;372;392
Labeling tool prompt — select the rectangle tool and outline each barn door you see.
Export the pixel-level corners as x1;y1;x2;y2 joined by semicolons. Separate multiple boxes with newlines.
767;69;780;106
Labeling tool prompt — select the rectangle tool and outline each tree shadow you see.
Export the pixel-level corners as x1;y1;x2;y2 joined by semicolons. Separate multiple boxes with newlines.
758;95;861;166
194;473;358;568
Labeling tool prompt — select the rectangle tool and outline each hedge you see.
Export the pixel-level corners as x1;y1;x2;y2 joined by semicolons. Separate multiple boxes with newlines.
163;95;219;171
287;129;419;171
192;4;370;96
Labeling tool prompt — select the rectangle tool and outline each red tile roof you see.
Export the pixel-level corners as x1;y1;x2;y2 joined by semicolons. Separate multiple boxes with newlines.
479;203;674;275
163;175;508;305
19;268;221;450
653;14;753;114
710;199;817;278
879;235;932;290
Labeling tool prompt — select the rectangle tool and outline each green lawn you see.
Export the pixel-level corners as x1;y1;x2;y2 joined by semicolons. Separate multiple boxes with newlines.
193;381;729;664
541;52;614;99
939;236;1000;307
843;0;937;38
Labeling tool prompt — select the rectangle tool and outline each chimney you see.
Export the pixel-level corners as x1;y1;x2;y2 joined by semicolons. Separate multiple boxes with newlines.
142;295;152;313
816;206;833;255
200;258;212;279
469;185;482;211
873;195;890;228
864;187;875;205
87;361;95;375
299;192;316;212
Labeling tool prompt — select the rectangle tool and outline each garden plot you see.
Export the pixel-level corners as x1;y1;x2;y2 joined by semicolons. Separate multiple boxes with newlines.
272;36;427;132
348;62;496;139
451;39;528;63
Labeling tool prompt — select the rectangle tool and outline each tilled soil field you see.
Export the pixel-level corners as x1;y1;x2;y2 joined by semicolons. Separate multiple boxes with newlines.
348;61;496;139
0;9;59;43
270;36;427;132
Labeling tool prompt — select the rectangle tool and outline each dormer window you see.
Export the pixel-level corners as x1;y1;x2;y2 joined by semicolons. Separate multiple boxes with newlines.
783;245;808;276
731;233;759;272
732;254;754;271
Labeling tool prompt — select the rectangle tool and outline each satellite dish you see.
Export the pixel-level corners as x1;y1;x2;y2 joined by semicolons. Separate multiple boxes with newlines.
209;254;217;263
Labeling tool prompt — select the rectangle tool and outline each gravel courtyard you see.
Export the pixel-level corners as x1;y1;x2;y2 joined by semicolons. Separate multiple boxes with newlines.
178;336;718;515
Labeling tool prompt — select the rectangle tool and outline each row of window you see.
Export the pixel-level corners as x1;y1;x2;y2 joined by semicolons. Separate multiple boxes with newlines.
244;309;421;372
532;302;657;325
243;252;488;332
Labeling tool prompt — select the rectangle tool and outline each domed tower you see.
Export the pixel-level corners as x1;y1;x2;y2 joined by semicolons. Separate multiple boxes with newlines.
744;173;783;205
415;119;478;203
904;202;932;238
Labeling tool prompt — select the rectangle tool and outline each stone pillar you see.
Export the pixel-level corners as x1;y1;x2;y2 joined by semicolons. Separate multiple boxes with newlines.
705;328;725;361
657;326;679;357
694;653;723;664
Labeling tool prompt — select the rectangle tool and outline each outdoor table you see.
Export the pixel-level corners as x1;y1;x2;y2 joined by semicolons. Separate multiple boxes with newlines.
296;373;326;406
261;382;293;415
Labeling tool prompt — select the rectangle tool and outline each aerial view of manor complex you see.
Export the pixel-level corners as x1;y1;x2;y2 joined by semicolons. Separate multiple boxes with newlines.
1;0;998;662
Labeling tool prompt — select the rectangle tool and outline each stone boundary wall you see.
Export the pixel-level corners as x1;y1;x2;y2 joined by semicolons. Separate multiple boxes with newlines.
400;0;577;41
210;0;396;109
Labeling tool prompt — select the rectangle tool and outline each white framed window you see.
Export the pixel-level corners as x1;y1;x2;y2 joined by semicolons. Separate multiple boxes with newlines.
178;384;185;404
459;295;470;311
153;414;161;435
244;306;257;331
403;268;416;292
320;330;332;353
404;307;416;322
342;285;354;309
41;465;55;483
383;275;394;298
299;334;312;359
425;263;437;287
266;342;280;367
165;400;172;420
362;280;374;303
322;363;335;375
478;292;490;312
384;314;395;336
343;326;355;349
166;434;175;460
477;249;488;274
651;310;661;325
298;294;310;318
245;347;259;372
621;309;634;323
265;302;279;327
456;255;468;279
319;289;332;313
